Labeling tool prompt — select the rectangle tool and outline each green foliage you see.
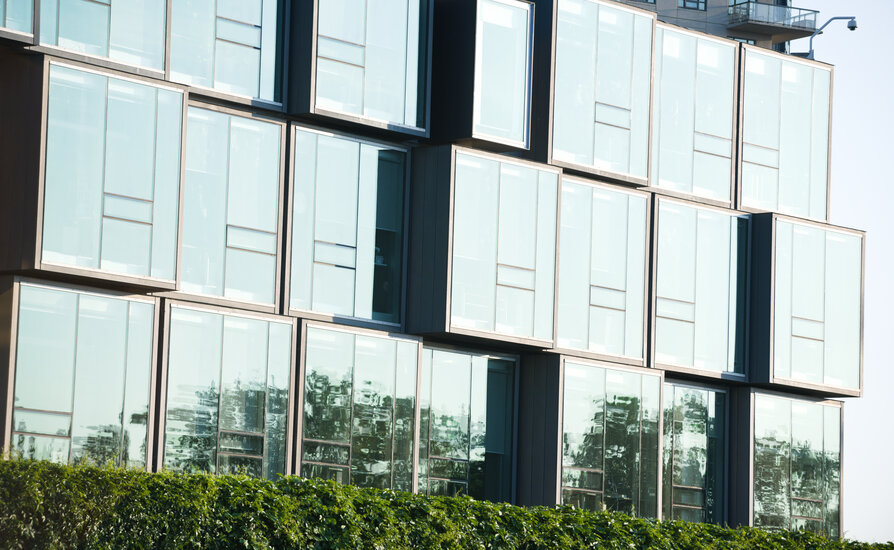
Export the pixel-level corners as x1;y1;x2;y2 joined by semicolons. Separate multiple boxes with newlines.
0;460;890;550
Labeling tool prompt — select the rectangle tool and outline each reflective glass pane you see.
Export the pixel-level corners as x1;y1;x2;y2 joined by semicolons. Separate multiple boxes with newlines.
13;434;70;463
3;0;33;34
753;395;791;529
122;302;155;468
108;0;166;69
219;317;268;434
351;335;396;489
264;322;292;480
303;327;354;444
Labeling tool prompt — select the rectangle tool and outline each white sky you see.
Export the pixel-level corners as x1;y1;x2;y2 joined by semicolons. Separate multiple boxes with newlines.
791;1;894;543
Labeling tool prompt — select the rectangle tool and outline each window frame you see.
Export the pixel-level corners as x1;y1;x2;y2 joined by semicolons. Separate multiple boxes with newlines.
0;0;35;43
678;0;706;10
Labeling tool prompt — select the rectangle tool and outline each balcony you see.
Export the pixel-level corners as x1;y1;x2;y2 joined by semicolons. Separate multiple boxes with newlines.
728;1;818;43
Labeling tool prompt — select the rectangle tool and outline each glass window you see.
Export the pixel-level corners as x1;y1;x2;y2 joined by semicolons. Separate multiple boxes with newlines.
654;199;748;374
753;395;841;538
11;284;154;468
42;64;182;283
1;0;32;34
418;347;514;502
662;383;725;523
290;128;405;323
301;326;417;491
741;50;831;220
561;361;660;517
472;0;532;146
678;0;705;9
557;180;646;359
170;0;281;101
773;221;862;390
450;152;557;342
163;305;292;479
39;0;165;70
652;28;736;202
552;0;652;180
315;0;427;129
181;107;281;306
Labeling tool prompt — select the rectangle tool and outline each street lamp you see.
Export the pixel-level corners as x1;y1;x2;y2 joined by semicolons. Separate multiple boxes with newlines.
798;16;858;60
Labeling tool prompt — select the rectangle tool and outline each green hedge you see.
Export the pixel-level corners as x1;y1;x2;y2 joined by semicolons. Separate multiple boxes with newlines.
0;460;890;550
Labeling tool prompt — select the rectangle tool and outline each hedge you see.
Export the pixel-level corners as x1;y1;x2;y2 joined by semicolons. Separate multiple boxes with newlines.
0;460;890;550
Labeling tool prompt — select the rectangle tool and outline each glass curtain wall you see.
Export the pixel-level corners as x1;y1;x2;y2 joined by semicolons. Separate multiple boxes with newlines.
181;106;282;306
300;326;417;491
11;284;154;468
171;0;281;101
552;0;652;180
773;221;862;390
450;151;557;341
40;0;166;69
315;0;426;129
561;361;660;517
472;0;532;146
741;49;831;220
753;395;841;538
652;28;736;202
662;383;725;523
654;199;748;374
290;128;405;323
1;0;32;33
42;64;182;282
163;305;292;479
557;180;647;359
418;348;515;502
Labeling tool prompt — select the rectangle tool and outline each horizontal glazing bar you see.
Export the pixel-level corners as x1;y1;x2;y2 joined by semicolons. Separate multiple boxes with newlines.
317;36;365;67
104;194;153;224
227;225;277;255
314;241;356;269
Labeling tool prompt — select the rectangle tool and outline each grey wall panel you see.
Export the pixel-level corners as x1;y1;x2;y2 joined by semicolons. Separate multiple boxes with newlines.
516;352;561;506
727;387;753;527
749;213;773;385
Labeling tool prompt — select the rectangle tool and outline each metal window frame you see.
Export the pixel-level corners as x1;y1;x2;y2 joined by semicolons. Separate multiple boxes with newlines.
650;23;741;209
282;123;412;333
734;43;835;223
0;276;161;470
542;0;657;187
154;298;299;476
649;195;752;382
552;175;651;367
0;0;36;44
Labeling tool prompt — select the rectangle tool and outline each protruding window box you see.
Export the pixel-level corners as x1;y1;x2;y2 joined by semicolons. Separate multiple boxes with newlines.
729;390;842;538
287;0;432;138
0;54;185;292
431;0;534;151
738;46;832;221
534;0;655;186
0;0;33;43
158;301;297;479
750;214;864;397
284;126;409;330
0;278;160;469
517;354;662;518
651;197;750;380
408;145;559;348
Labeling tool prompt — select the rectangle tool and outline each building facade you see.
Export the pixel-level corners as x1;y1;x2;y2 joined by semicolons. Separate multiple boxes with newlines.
0;0;861;538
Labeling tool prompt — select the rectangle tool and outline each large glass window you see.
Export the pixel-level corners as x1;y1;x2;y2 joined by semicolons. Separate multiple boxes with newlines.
181;107;282;306
1;0;32;34
654;199;748;374
472;0;532;146
652;28;736;202
753;395;841;538
315;0;427;129
40;0;166;70
290;128;405;323
450;151;557;342
42;64;182;283
163;305;292;479
561;361;660;517
741;50;831;220
418;347;515;502
300;326;417;491
773;221;862;390
557;180;646;359
662;383;724;523
170;0;281;101
552;0;652;180
11;284;154;468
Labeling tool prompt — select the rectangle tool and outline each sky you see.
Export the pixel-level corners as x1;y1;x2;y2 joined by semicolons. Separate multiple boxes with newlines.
790;1;894;543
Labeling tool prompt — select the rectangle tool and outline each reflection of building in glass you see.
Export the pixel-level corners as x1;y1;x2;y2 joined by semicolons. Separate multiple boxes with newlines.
0;0;863;538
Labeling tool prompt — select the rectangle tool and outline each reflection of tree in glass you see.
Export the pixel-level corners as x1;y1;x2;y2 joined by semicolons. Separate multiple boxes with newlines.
72;424;122;466
754;431;791;529
219;379;266;433
304;371;352;442
164;384;220;473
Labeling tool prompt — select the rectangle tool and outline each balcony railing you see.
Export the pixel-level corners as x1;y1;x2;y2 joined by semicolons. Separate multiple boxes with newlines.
729;1;818;31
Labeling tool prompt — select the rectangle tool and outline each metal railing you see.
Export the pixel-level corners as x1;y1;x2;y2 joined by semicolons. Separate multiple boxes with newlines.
729;1;818;30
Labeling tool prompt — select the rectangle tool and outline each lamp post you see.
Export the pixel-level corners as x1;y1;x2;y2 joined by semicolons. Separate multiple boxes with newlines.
800;16;857;60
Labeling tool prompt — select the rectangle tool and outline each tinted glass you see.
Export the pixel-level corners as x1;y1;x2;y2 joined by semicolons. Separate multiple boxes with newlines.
741;50;831;220
451;152;557;341
557;180;646;358
1;0;32;33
